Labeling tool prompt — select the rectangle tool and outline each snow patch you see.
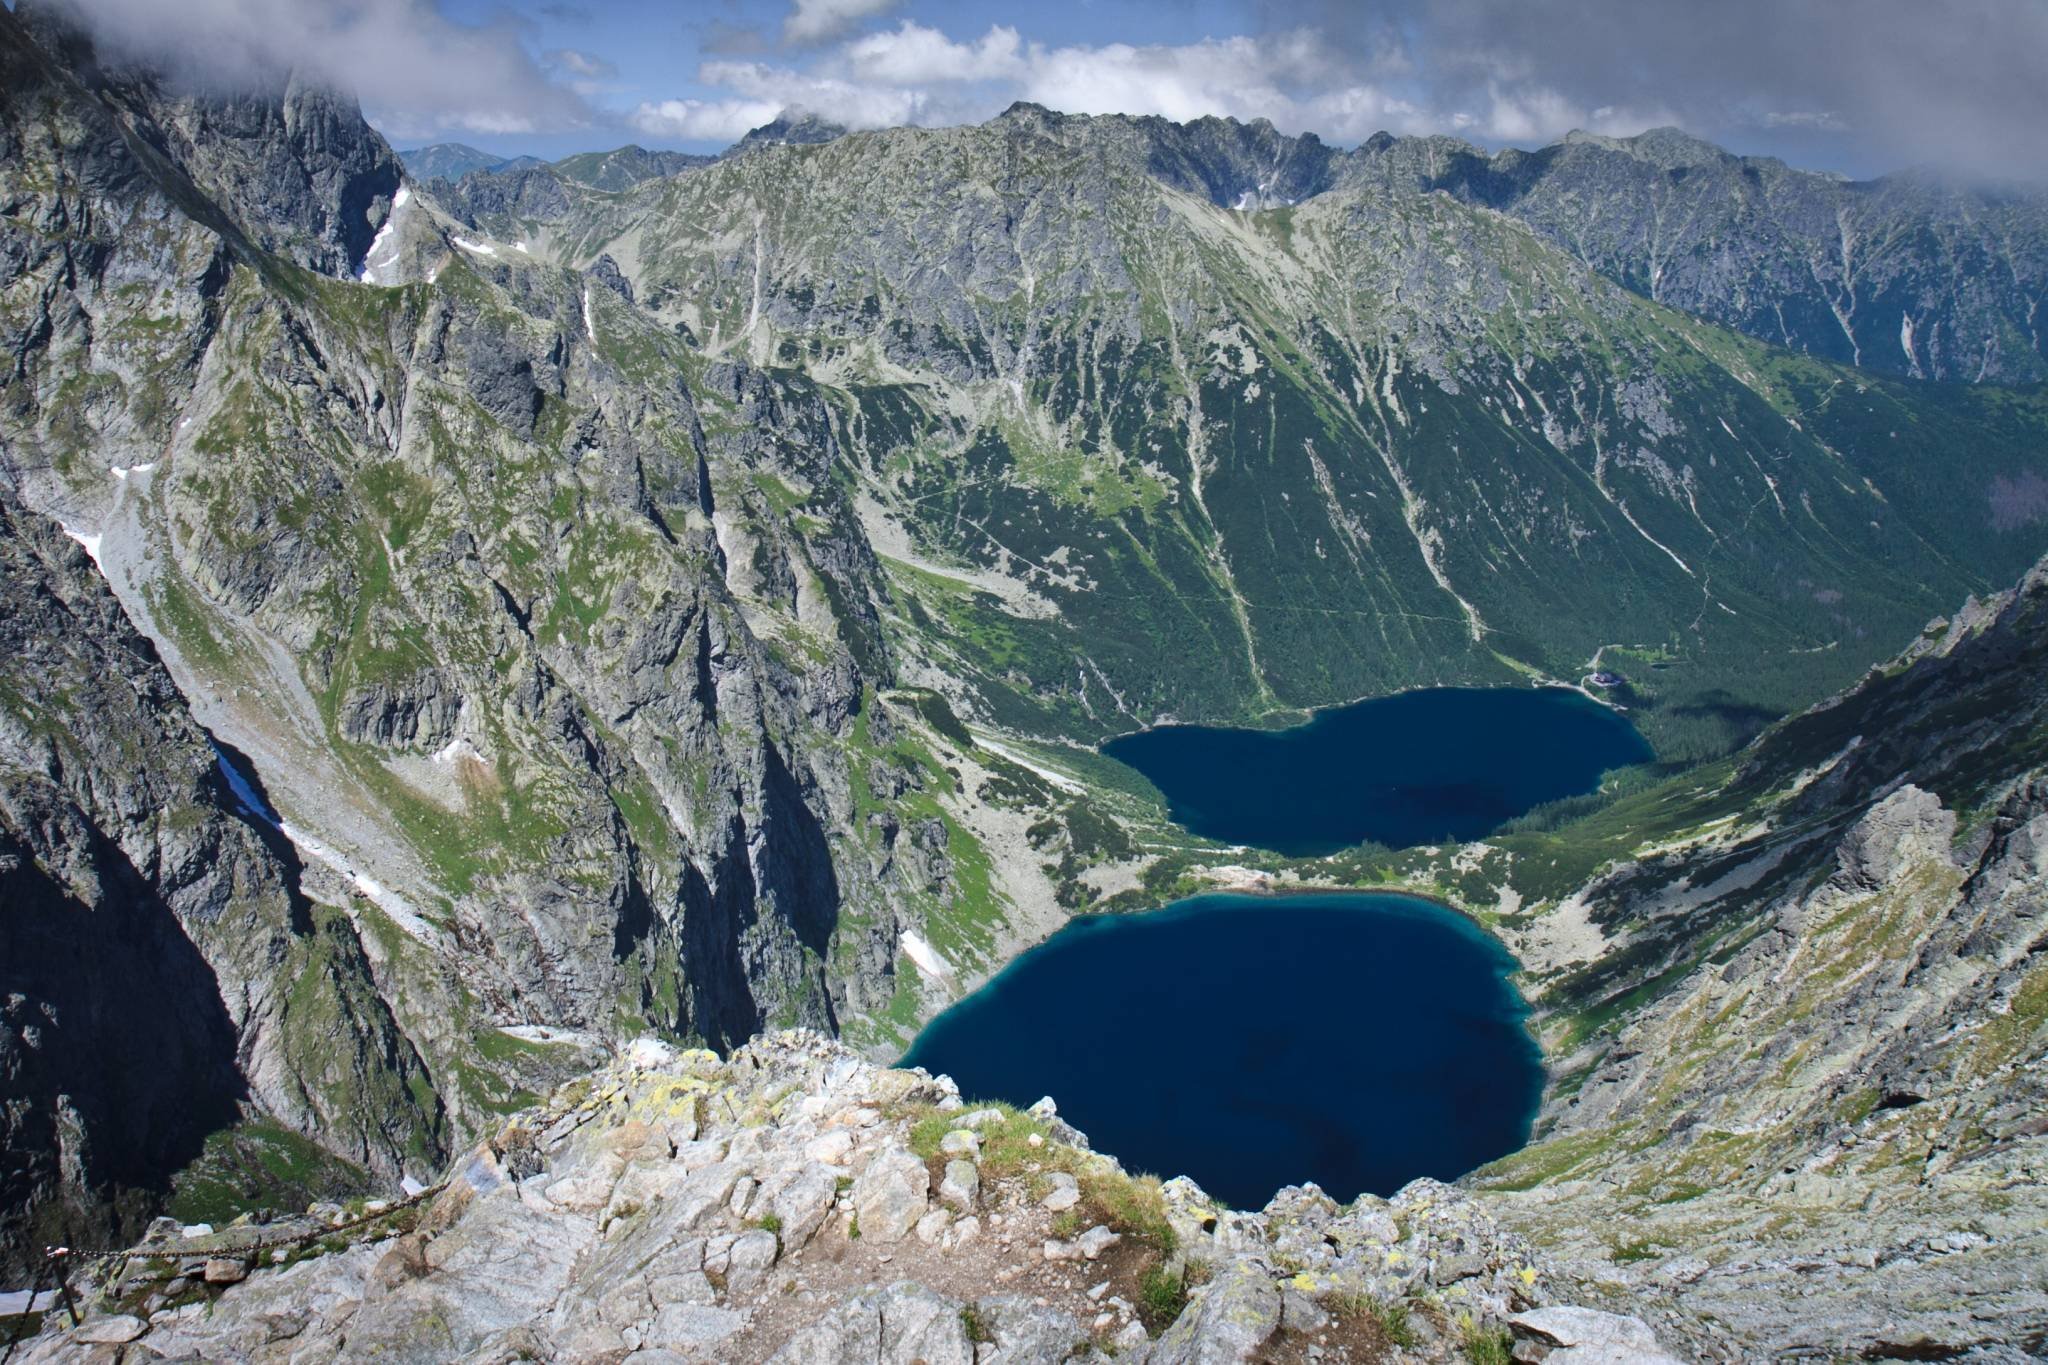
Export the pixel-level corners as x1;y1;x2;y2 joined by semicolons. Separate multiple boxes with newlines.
582;285;596;344
109;462;157;480
900;929;949;980
451;236;498;257
431;736;484;768
60;524;103;569
357;186;412;284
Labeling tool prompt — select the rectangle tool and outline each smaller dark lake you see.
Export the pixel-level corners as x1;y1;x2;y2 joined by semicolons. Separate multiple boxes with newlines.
1102;686;1652;855
899;892;1544;1210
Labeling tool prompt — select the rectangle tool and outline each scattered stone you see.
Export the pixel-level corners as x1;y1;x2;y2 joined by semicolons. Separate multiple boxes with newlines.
1041;1171;1081;1212
1042;1225;1118;1262
1076;1225;1119;1260
939;1129;981;1158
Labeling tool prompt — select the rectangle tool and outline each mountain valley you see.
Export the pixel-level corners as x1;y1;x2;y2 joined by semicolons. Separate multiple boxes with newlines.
3;1;2048;1357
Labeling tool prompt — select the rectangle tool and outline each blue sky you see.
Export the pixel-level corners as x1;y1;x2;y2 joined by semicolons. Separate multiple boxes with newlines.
56;0;2048;180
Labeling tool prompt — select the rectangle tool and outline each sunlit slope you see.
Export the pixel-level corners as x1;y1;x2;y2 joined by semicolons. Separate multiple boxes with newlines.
548;108;2048;753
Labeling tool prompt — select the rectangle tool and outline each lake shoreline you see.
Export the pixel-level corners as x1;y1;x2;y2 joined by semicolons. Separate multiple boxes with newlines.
901;888;1546;1208
1101;686;1653;855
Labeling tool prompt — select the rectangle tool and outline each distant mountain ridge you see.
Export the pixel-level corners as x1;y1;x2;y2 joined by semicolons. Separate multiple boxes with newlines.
397;142;536;181
424;104;2048;384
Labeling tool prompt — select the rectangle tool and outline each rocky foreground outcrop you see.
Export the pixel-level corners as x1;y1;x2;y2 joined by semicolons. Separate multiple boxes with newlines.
15;1032;1682;1363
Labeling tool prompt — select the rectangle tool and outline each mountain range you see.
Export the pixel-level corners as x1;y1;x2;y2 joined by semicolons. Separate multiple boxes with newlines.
2;0;2046;1355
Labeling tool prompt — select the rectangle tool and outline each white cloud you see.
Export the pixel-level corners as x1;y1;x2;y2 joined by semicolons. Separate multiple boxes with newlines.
630;59;929;141
630;28;1425;152
844;22;1027;84
630;97;786;143
783;0;901;47
51;0;592;139
701;60;927;128
547;49;616;81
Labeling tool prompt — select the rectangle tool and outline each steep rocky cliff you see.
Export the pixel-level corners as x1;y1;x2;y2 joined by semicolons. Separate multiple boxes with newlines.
0;489;441;1276
0;0;1032;1260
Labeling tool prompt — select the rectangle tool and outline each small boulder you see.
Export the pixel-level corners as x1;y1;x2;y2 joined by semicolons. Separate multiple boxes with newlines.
1043;1226;1118;1262
1075;1225;1120;1260
1041;1172;1081;1212
971;1294;1091;1361
73;1315;149;1344
768;1281;972;1365
1509;1306;1685;1364
939;1129;980;1159
203;1257;250;1285
852;1145;930;1243
727;1229;781;1293
939;1159;980;1212
804;1130;855;1165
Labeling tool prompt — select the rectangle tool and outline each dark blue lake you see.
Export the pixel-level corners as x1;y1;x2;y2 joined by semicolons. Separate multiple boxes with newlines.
900;892;1544;1209
1102;686;1652;855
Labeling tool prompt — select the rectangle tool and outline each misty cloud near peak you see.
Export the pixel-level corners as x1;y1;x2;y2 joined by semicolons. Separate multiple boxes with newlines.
30;0;2048;180
38;0;593;140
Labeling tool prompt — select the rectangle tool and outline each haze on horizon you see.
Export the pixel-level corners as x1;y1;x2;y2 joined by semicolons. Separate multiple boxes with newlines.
28;0;2048;183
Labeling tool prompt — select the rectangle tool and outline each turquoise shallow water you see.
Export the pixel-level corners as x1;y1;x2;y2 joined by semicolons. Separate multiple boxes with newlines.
1102;685;1652;855
900;891;1544;1210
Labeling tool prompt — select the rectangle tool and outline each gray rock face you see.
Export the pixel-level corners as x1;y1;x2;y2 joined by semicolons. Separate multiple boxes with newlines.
14;2;402;279
1475;562;2048;1358
1149;1260;1282;1363
0;490;442;1275
769;1281;971;1365
1371;127;2048;383
336;671;463;749
1510;1306;1683;1364
0;0;936;1253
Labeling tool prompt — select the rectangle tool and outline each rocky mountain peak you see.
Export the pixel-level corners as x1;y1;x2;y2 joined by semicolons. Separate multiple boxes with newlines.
3;0;402;280
726;110;850;157
1561;124;1731;169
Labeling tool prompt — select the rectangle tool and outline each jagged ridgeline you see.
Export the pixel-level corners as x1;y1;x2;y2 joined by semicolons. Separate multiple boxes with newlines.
2;0;2048;1302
